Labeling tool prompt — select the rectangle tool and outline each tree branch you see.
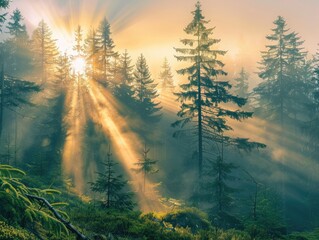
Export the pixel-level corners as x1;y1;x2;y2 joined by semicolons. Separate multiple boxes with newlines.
25;194;89;240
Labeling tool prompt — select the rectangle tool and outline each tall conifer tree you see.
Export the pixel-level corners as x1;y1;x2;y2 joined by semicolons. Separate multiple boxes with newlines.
173;2;263;179
133;54;161;122
31;20;58;83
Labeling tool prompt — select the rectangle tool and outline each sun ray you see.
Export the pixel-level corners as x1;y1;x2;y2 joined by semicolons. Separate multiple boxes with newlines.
86;81;164;212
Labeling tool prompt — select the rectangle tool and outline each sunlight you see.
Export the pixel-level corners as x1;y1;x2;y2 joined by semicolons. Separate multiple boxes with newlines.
86;81;165;212
72;56;86;75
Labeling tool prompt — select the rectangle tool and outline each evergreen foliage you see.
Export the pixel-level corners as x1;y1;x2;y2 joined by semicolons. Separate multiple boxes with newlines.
254;16;308;127
0;165;69;237
133;54;161;122
90;147;134;210
233;68;249;99
31;20;58;83
159;57;174;92
132;145;158;192
97;18;115;82
173;1;264;180
4;9;30;77
85;28;99;80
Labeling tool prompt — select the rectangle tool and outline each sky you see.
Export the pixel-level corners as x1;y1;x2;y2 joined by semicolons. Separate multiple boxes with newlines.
6;0;319;83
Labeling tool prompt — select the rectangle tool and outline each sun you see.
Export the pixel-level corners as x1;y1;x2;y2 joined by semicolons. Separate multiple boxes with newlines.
72;56;86;75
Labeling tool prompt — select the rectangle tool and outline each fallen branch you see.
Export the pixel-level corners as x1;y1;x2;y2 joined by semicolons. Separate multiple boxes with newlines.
26;194;88;240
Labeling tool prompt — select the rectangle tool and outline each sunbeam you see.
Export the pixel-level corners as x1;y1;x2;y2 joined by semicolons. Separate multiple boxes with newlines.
86;81;164;211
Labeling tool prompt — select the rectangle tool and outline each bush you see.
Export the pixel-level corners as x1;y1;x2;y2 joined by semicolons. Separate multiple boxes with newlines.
0;221;34;240
163;207;211;233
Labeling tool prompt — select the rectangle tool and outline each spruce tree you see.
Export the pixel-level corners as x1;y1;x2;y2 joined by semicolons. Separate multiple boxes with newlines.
0;0;10;31
85;28;99;80
90;147;134;210
133;54;161;122
5;9;30;77
31;20;58;83
114;50;135;103
254;16;307;127
6;9;28;41
73;25;84;56
233;68;249;98
159;57;174;92
97;18;115;81
305;51;319;160
132;145;158;192
56;53;72;88
173;1;263;179
119;50;134;85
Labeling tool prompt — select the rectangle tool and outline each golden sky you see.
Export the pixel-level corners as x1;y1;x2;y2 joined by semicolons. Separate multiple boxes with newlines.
9;0;319;83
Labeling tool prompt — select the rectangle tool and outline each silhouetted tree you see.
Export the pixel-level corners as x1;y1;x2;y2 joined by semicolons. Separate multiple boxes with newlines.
233;68;249;99
97;18;115;82
114;50;135;106
173;2;263;179
3;9;31;77
159;57;174;92
133;54;161;122
31;20;58;83
132;144;158;192
56;53;72;87
90;147;134;210
85;28;99;80
0;0;10;31
254;16;307;127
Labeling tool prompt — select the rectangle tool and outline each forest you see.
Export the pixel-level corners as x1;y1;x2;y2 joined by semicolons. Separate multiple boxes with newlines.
0;0;319;239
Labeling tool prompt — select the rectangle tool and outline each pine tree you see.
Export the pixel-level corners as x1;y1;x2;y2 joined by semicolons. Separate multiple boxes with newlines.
173;2;263;179
159;57;174;92
109;52;120;83
31;20;58;83
233;68;249;98
73;25;84;56
133;54;161;122
305;51;319;160
97;18;115;81
5;9;30;77
56;53;72;88
204;156;236;227
90;147;134;210
0;0;10;31
254;16;307;127
114;50;135;102
132;145;158;192
119;50;134;85
85;28;99;80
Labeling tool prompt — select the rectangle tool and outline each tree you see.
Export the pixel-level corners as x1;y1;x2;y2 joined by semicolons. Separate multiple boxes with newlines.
114;50;135;105
5;9;31;77
173;1;263;179
85;28;99;80
97;18;115;81
254;16;307;127
233;68;249;99
159;57;174;92
132;144;158;192
73;25;84;56
0;72;39;139
304;51;319;161
133;54;161;122
56;53;72;87
0;0;10;31
31;20;58;83
119;49;134;85
7;9;28;41
90;147;134;210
